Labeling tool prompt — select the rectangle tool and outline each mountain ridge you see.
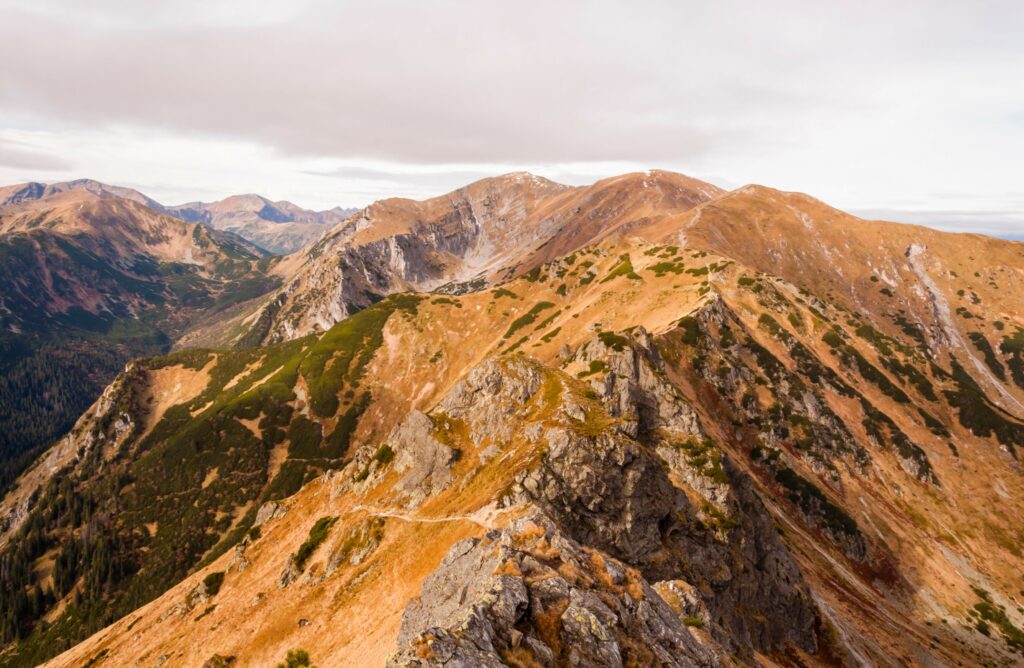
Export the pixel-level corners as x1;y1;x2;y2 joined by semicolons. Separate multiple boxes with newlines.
0;178;358;255
0;171;1022;666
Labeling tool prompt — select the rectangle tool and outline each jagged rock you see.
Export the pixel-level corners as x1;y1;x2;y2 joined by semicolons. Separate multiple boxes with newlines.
391;410;456;506
438;358;543;445
253;501;288;527
278;557;300;589
575;327;703;439
389;517;718;668
158;604;185;622
523;426;678;565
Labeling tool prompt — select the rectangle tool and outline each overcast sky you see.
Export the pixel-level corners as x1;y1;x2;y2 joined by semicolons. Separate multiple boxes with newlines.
0;0;1022;239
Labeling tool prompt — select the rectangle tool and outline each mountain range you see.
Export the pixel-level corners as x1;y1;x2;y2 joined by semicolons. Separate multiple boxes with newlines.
0;179;357;255
0;171;1022;667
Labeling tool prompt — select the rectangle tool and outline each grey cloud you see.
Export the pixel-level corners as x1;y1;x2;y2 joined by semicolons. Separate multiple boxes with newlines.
1;0;1022;235
0;1;912;164
0;139;73;171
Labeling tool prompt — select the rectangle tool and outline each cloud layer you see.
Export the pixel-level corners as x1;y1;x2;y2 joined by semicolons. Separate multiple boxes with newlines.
0;1;1021;237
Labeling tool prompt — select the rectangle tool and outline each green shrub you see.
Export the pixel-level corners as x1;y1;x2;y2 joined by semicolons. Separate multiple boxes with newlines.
492;287;518;299
202;571;225;597
278;648;315;668
294;517;338;569
597;331;629;352
676;316;700;345
503;302;556;338
968;332;1006;381
601;254;641;283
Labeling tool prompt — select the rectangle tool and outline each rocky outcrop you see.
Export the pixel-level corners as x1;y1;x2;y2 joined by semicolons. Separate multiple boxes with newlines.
389;516;719;668
384;343;822;660
390;410;458;507
572;326;703;440
437;358;543;445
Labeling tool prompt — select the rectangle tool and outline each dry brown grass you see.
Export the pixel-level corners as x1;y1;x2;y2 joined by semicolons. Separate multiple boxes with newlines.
500;646;547;668
532;598;569;661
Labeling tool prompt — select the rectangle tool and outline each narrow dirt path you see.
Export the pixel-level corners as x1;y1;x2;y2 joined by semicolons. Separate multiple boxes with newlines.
345;504;496;529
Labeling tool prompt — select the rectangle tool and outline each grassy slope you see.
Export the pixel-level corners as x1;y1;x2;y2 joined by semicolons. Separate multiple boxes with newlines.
5;238;1024;666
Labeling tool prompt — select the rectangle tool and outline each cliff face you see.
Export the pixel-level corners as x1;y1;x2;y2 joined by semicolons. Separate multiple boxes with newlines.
237;171;724;346
2;173;1023;667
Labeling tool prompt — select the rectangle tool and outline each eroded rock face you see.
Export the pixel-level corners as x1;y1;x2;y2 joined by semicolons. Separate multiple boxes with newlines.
390;410;457;506
389;338;821;662
520;426;679;566
389;517;719;668
437;358;543;445
574;326;702;439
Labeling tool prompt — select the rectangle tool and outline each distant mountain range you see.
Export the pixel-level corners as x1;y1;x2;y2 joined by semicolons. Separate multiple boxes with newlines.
0;179;358;254
0;172;1022;667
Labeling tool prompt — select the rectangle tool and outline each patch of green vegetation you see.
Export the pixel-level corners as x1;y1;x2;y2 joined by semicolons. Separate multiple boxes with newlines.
822;330;844;348
738;276;756;287
968;332;1006;381
430;296;462;308
373;443;394;467
294;517;338;570
491;287;518;299
647;260;686;276
879;287;894;297
823;330;910;403
600;254;641;283
203;571;225;597
672;437;730;485
773;466;861;539
685;266;709;277
300;294;422;417
859;397;936;482
676;316;701;346
555;283;567;296
523;266;542;282
576;360;608;378
891;313;928;349
541;327;562;343
758;313;791;342
943;358;1024;454
597;331;629;352
917;408;950;437
745;336;786;382
533;309;562;333
971;587;1024;653
854;323;896;357
1000;327;1024;389
503;302;556;338
877;355;937;401
286;416;324;459
503;336;530;354
277;648;315;668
